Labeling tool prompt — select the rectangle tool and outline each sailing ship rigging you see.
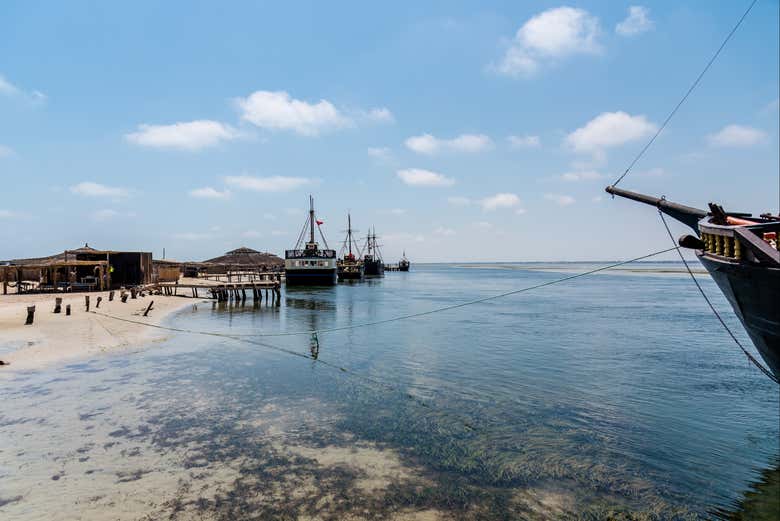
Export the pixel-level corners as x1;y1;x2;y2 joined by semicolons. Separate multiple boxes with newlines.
284;196;337;286
363;227;385;277
337;213;364;281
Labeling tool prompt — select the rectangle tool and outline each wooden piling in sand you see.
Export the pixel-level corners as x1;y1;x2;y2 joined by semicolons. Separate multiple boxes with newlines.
66;304;71;316
54;297;62;314
25;305;35;325
96;296;102;308
85;295;90;312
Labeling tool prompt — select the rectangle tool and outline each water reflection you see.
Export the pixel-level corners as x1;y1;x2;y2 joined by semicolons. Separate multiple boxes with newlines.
0;264;777;520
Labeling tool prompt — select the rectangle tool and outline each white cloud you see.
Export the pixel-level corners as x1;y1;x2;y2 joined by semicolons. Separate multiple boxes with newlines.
379;208;406;216
560;170;604;181
271;230;287;237
384;232;425;243
707;124;768;147
396;168;455;187
189;186;231;199
480;193;520;211
0;74;46;104
634;167;665;178
236;90;350;136
0;144;14;157
405;133;493;155
616;6;654;37
545;193;575;206
434;226;456;237
507;135;541;148
367;147;392;161
495;7;602;77
263;213;277;220
70;182;129;198
566;111;657;154
515;208;527;215
472;221;493;230
447;196;472;206
764;98;779;113
126;120;238;150
224;175;310;192
365;107;395;123
0;209;16;218
91;209;121;222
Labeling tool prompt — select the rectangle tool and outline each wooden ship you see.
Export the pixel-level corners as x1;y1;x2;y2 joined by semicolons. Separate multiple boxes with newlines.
284;196;337;286
606;185;780;380
363;226;384;277
337;213;364;281
399;250;410;272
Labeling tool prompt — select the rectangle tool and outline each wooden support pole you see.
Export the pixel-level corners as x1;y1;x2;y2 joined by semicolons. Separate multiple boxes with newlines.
54;297;62;314
109;290;115;301
96;296;102;309
130;287;137;299
85;295;90;312
143;300;154;317
121;294;128;303
66;304;71;316
25;305;35;325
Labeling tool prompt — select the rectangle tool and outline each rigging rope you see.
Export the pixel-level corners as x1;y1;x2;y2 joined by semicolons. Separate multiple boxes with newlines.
657;210;779;384
611;0;759;188
94;246;678;340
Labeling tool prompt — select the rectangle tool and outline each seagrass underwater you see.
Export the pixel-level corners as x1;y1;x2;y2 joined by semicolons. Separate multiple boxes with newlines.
1;263;777;519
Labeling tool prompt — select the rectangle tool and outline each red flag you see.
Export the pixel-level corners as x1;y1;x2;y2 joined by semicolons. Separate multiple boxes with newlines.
316;219;324;225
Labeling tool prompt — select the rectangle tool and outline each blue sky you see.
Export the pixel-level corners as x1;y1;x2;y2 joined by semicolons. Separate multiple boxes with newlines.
1;1;778;262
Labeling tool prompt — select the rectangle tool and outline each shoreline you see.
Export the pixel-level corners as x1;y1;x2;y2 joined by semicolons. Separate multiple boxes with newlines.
0;292;197;372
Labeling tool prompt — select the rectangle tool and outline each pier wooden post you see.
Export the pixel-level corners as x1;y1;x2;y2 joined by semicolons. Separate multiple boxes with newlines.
66;304;71;316
25;305;35;325
85;295;90;312
143;300;154;317
96;296;102;308
109;290;115;301
54;297;62;314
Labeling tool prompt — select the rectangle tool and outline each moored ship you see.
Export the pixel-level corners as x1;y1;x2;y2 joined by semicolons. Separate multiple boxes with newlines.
399;251;410;272
285;196;337;286
337;213;364;281
606;185;780;380
363;227;384;277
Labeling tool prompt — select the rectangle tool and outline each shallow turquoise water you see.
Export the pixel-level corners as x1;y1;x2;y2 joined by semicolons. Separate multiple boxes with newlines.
1;263;778;519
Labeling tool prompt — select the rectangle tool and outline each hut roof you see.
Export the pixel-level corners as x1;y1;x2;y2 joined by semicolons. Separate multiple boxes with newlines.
204;246;283;266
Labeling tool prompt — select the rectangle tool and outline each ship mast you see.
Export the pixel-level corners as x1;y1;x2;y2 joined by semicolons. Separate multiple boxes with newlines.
309;195;315;245
347;213;353;256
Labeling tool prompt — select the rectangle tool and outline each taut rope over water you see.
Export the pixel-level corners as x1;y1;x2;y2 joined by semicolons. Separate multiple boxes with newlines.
611;0;758;188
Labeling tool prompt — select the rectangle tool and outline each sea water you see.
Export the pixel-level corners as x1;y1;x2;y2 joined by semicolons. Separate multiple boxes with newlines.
1;263;778;519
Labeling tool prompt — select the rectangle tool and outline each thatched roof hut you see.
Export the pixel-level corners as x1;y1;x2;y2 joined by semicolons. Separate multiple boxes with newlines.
203;247;283;267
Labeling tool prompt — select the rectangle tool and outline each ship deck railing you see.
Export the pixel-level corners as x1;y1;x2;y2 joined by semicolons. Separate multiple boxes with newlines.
699;218;780;266
285;249;336;259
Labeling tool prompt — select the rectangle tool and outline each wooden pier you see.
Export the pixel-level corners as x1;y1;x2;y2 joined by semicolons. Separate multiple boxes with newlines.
156;280;282;304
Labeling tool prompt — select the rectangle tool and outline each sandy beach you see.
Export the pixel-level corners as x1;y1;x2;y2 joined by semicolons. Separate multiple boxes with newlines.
0;291;197;371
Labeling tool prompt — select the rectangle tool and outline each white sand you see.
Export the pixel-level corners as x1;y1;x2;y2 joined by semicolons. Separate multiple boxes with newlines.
0;291;196;371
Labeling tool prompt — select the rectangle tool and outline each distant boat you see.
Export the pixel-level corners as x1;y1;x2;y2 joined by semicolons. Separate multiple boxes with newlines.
399;250;410;272
284;196;337;286
363;226;384;277
607;186;780;380
337;213;364;281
